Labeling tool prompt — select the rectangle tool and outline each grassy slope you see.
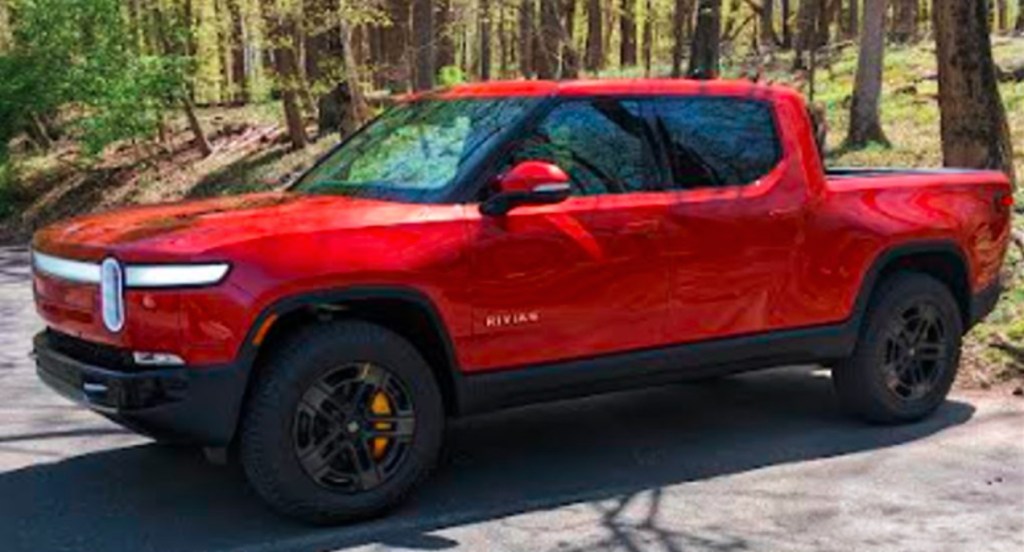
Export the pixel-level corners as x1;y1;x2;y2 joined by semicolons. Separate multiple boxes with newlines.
1;37;1022;390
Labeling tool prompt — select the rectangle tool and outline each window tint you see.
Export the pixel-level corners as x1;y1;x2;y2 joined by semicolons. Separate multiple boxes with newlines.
652;98;781;189
501;99;656;196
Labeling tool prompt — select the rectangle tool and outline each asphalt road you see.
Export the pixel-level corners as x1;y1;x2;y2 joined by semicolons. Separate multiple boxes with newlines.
1;245;1022;552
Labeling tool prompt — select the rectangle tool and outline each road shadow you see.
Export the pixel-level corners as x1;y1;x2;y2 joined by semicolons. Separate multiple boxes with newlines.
0;367;975;552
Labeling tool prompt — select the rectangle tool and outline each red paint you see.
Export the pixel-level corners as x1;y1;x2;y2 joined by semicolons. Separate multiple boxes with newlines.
32;79;1013;372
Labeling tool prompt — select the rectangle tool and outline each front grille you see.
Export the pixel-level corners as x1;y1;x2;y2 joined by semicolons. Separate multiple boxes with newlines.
42;330;137;372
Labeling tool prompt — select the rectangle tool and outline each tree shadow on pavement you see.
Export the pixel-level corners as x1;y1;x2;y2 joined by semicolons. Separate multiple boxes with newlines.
0;367;975;552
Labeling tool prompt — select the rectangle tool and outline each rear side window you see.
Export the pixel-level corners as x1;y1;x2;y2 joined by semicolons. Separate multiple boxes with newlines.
652;98;781;190
500;99;657;196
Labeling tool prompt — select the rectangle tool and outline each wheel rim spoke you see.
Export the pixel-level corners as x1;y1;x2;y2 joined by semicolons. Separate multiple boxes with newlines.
881;300;950;401
292;361;416;494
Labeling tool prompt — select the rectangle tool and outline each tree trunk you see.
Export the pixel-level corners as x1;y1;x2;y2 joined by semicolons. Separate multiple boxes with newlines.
585;0;604;71
780;0;792;47
436;0;456;70
563;0;580;78
182;97;215;156
845;0;860;39
794;0;822;69
642;0;653;76
688;0;721;78
1017;0;1024;32
934;0;1016;184
26;113;55;152
995;0;1008;31
537;0;561;78
480;0;493;80
672;0;696;77
384;0;411;91
262;2;308;150
0;0;11;53
846;0;888;147
761;0;776;47
891;0;918;42
520;0;536;77
621;0;637;66
413;0;435;90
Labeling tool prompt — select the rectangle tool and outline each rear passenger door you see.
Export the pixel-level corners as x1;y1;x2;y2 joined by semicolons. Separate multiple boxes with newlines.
648;96;806;343
465;98;672;371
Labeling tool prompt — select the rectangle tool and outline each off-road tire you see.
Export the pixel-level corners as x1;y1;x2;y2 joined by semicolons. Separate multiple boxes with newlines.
239;320;444;524
833;272;963;424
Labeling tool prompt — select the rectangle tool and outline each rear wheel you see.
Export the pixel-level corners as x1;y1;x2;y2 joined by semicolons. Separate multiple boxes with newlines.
833;272;963;424
240;321;444;524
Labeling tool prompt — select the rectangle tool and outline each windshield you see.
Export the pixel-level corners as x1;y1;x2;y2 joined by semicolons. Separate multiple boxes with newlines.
293;98;538;202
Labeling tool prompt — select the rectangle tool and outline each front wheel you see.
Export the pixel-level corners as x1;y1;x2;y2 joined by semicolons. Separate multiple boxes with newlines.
833;272;963;424
240;321;444;524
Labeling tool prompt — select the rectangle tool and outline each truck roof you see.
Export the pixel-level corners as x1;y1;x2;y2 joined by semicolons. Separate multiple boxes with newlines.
426;78;803;102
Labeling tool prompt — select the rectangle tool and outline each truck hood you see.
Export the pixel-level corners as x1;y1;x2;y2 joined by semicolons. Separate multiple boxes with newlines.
32;192;451;262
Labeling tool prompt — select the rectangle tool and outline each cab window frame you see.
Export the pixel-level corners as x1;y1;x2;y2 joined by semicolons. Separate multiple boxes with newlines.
469;96;668;202
642;95;784;192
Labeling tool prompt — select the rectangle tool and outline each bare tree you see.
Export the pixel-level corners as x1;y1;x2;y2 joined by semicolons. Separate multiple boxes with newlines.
621;0;638;66
846;0;888;147
995;0;1009;31
413;0;435;90
564;0;580;78
642;0;653;75
794;0;822;69
688;0;721;78
0;0;10;53
934;0;1016;183
585;0;604;71
672;0;697;77
480;0;493;80
436;0;456;69
537;0;561;78
891;0;918;42
761;0;777;47
520;0;536;77
846;0;860;39
781;0;792;47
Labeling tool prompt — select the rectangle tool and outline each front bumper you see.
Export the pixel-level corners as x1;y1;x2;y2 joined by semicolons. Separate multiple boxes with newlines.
34;331;248;446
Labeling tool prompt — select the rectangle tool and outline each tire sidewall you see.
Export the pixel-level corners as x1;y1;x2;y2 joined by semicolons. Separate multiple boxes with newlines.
241;321;444;523
849;274;963;422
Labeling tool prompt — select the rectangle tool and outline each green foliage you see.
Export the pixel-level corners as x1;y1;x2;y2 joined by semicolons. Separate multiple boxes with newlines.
437;66;467;88
0;0;189;159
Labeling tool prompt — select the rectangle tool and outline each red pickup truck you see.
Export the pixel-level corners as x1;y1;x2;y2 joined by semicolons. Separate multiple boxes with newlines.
31;79;1012;523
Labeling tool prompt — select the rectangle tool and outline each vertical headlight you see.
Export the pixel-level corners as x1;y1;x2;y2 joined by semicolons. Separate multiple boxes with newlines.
100;258;125;332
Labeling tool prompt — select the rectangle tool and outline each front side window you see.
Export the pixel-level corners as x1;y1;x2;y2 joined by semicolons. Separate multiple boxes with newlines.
294;98;537;202
652;98;781;190
499;99;657;196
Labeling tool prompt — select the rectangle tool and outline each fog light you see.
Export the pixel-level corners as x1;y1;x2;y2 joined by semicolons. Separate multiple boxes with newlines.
100;258;125;332
133;352;185;366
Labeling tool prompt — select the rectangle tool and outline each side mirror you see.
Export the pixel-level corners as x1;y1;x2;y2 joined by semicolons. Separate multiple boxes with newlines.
480;161;571;216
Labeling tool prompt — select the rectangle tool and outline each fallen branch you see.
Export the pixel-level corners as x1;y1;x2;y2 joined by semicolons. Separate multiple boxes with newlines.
991;333;1024;365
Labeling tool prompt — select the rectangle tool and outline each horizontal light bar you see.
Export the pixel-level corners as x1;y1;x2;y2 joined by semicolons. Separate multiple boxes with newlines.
32;251;229;289
124;264;230;288
32;251;101;284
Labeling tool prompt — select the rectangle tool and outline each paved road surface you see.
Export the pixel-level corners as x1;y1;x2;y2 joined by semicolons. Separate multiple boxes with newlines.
1;245;1022;552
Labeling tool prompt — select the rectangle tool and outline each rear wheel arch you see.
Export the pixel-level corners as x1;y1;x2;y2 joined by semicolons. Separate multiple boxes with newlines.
853;241;972;332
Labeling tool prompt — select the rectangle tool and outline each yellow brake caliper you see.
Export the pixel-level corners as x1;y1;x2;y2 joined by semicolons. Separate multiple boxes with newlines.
369;392;392;460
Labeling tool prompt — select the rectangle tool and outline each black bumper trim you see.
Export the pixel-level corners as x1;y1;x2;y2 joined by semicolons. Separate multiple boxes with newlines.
34;332;248;446
969;279;1003;328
